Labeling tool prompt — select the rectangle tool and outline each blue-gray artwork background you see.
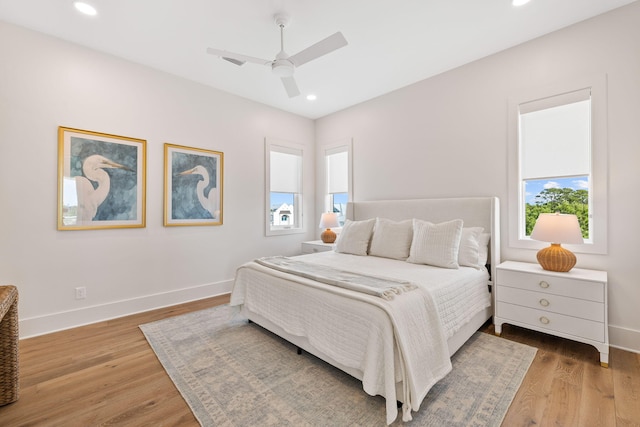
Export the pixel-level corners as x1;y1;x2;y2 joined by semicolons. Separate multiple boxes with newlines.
70;137;138;221
171;152;217;220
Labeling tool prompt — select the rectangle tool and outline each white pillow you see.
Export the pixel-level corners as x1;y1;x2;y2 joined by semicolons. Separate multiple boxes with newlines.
458;227;484;269
407;219;463;269
369;218;413;260
478;232;491;267
335;218;376;256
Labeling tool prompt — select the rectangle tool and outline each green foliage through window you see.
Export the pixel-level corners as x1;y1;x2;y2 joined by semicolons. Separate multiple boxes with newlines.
525;187;589;238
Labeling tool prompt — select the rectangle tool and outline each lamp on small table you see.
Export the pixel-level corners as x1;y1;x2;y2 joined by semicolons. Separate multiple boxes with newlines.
319;212;339;244
530;213;584;272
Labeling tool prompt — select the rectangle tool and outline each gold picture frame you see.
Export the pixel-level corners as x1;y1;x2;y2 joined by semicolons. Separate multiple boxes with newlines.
164;143;224;226
57;127;146;230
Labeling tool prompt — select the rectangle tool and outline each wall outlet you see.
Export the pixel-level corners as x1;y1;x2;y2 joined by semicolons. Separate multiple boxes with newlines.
75;286;87;300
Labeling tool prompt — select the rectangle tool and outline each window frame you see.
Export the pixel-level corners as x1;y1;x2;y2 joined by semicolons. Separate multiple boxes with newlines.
507;74;608;255
265;138;305;236
322;139;353;228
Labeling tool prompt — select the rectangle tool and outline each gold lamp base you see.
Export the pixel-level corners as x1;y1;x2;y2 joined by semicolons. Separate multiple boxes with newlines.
537;243;576;272
320;228;336;244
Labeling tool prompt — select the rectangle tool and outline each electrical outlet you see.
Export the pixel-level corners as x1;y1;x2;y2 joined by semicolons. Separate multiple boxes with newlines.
75;286;87;300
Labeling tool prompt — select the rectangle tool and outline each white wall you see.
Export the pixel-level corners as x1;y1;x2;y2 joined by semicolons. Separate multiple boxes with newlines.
316;2;640;353
0;21;315;338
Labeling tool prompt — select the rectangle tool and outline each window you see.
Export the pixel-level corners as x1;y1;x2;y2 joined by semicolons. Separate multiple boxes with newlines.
266;139;304;235
323;140;352;227
519;89;591;239
508;75;608;254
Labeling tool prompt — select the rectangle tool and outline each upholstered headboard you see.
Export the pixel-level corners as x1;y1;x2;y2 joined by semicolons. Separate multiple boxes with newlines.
346;197;500;282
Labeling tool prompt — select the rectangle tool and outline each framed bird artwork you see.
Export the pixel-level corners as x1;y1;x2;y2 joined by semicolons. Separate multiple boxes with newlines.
163;143;224;227
57;127;146;230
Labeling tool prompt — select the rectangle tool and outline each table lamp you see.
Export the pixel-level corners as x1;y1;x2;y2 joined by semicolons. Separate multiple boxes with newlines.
530;213;584;272
319;212;339;243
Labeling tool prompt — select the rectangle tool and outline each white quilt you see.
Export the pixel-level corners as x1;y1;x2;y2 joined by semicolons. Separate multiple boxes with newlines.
230;252;491;424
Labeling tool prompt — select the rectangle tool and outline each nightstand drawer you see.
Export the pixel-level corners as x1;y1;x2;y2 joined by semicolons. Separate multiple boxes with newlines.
497;286;604;322
497;301;605;342
498;269;604;302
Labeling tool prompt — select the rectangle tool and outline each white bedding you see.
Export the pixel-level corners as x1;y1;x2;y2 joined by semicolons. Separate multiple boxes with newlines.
230;251;491;424
295;252;491;339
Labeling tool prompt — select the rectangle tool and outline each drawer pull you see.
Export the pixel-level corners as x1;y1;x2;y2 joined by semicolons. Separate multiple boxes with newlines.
539;280;550;289
539;316;550;325
539;298;550;307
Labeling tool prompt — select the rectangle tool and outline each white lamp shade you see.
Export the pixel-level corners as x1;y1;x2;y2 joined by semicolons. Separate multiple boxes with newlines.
319;212;339;229
530;213;584;244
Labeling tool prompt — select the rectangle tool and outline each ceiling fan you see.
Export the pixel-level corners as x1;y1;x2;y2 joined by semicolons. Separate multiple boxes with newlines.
206;13;348;98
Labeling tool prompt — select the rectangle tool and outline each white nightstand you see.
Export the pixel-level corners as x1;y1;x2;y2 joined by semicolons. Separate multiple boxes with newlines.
494;261;609;367
301;240;335;254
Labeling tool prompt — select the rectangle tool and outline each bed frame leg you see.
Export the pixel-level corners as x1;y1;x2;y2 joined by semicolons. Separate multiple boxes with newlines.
248;319;253;324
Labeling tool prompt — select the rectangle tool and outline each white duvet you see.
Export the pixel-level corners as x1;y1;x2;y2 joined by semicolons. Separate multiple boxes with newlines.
230;251;491;424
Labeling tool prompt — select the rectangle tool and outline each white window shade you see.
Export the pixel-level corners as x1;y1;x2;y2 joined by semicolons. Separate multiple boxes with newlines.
520;90;591;179
270;147;301;193
327;150;348;194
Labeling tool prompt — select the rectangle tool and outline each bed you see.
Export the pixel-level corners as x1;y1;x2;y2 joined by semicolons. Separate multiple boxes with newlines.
230;197;500;424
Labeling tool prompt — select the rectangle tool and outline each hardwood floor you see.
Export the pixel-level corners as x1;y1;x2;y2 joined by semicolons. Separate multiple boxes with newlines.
1;295;638;426
479;323;640;427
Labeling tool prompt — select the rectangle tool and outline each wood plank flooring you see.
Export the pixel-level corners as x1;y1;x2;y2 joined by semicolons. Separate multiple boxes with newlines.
480;322;640;427
1;295;638;426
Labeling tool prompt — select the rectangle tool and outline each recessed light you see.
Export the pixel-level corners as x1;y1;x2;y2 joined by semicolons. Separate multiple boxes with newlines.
306;94;317;101
512;0;531;6
74;1;97;16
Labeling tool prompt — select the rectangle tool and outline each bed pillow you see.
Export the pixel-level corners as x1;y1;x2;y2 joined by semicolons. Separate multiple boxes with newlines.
369;218;413;260
458;227;484;269
407;219;463;269
334;218;376;256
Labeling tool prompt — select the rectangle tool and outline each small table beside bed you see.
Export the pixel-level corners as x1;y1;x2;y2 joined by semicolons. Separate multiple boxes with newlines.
230;197;500;424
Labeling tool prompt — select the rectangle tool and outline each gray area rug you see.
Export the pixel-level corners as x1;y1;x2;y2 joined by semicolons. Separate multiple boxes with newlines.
140;305;537;426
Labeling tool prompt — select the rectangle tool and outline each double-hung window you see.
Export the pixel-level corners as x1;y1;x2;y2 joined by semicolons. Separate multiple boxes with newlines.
508;75;608;254
266;139;304;235
520;89;591;238
323;140;352;227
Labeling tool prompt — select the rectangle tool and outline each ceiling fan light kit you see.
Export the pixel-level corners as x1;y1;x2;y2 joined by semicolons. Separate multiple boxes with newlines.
207;12;347;98
272;57;294;77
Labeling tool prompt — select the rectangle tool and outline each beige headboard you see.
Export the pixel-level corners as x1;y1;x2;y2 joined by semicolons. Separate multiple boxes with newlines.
346;197;500;281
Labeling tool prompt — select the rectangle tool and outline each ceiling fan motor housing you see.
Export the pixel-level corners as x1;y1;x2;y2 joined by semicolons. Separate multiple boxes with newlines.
272;58;294;77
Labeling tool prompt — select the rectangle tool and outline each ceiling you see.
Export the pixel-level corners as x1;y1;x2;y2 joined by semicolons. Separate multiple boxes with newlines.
0;0;635;119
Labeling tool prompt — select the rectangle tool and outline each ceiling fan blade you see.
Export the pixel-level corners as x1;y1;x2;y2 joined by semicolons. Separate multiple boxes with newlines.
289;32;348;67
281;76;300;98
206;48;271;66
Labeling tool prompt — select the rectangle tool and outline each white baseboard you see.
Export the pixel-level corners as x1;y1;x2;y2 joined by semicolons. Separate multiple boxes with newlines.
609;324;640;354
19;279;233;339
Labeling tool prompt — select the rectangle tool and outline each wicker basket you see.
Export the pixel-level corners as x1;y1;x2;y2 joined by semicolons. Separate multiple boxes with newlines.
0;285;19;406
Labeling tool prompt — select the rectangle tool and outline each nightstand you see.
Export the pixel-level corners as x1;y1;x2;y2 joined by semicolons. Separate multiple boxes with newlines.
301;240;335;254
494;261;609;367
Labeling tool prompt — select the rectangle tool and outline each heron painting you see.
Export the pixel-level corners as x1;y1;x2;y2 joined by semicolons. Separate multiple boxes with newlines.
75;154;135;221
58;127;147;230
164;143;224;226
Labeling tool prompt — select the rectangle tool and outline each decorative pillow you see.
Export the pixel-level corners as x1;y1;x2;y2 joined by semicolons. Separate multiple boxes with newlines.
458;227;484;269
369;218;413;260
407;219;464;269
477;232;491;267
334;218;376;256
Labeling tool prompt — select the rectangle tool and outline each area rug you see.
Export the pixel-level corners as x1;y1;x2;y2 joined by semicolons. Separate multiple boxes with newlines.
140;305;537;426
